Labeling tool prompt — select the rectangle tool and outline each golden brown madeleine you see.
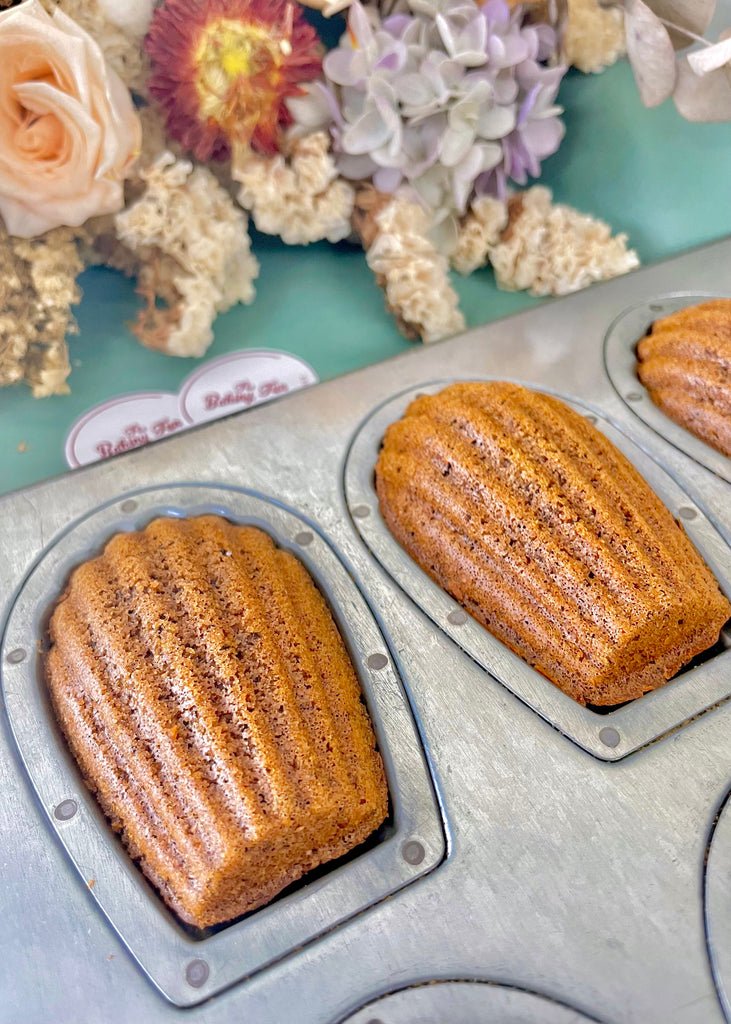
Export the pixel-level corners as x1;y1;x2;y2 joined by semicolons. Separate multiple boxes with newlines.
376;381;730;705
637;298;731;457
44;516;388;928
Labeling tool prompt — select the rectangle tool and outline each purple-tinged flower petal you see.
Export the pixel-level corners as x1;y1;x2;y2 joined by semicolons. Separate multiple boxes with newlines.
520;116;565;160
395;71;434;107
482;0;511;32
324;48;363;86
517;83;540;126
342;106;392;154
440;124;474;166
348;1;374;50
493;69;519;105
383;14;411;39
478;102;516;138
336;151;379;180
373;166;403;192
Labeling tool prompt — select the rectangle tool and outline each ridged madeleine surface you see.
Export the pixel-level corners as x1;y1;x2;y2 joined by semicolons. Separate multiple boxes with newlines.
45;516;388;928
637;298;731;457
375;382;730;705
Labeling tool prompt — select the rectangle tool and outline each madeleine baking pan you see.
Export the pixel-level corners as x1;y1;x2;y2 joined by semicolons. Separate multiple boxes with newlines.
2;238;731;1024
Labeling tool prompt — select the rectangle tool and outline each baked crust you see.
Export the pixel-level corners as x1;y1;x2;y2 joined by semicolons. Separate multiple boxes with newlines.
45;516;388;928
637;298;731;457
376;381;730;705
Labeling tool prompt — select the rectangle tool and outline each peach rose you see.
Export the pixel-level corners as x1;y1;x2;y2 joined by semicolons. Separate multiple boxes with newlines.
0;0;142;238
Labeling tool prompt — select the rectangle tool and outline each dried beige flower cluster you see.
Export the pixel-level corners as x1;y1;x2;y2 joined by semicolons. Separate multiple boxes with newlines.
364;195;465;344
484;186;639;296
114;153;259;357
43;0;149;94
0;223;83;396
561;0;626;74
451;197;509;275
233;132;355;245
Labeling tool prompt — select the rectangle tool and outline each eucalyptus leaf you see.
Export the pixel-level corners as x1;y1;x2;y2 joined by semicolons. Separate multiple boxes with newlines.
624;0;677;107
642;0;717;50
687;36;731;76
673;53;731;120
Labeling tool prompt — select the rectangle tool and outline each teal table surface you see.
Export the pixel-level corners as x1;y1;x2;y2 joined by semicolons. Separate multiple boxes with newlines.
1;59;730;497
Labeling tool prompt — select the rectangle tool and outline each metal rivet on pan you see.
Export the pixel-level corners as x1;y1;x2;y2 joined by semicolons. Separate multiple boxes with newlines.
54;799;78;821
352;505;371;519
447;610;468;626
294;531;314;547
185;959;209;988
626;391;643;403
678;507;697;520
366;1019;385;1024
367;653;388;671
599;727;621;749
6;648;26;664
584;414;598;424
402;840;425;866
648;303;663;313
120;499;138;513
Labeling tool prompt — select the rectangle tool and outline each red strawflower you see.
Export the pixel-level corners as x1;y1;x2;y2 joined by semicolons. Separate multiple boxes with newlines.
145;0;323;162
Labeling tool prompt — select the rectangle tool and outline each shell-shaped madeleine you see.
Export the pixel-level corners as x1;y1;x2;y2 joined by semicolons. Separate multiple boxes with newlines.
45;515;388;928
376;381;730;705
637;298;731;457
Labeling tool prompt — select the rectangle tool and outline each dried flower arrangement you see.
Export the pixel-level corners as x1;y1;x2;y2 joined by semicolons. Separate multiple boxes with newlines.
0;0;718;397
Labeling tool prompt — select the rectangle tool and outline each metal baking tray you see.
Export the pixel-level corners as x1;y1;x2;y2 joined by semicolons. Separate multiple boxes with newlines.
3;238;731;1024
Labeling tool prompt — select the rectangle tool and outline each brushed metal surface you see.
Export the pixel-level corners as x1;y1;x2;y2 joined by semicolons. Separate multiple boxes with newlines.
3;238;731;1024
604;293;731;485
2;486;445;1006
706;789;731;1020
344;380;731;760
337;980;603;1023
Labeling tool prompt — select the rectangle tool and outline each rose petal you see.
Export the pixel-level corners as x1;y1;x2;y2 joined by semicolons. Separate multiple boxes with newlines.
0;0;140;237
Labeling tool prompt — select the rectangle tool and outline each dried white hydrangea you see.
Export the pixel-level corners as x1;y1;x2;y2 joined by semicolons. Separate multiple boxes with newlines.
451;195;509;274
366;195;465;342
489;185;639;296
233;132;355;245
115;153;259;358
96;0;154;37
561;0;625;74
50;0;150;94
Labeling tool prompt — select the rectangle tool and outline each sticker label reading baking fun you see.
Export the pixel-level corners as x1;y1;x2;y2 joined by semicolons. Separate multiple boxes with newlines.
65;350;318;469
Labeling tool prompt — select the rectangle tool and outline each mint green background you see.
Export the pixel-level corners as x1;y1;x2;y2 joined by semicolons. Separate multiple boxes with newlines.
2;61;731;496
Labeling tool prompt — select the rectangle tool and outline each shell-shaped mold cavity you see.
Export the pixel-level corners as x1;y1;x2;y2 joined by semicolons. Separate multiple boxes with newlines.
2;485;445;1006
45;514;389;930
636;299;731;459
344;380;731;761
604;293;731;483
